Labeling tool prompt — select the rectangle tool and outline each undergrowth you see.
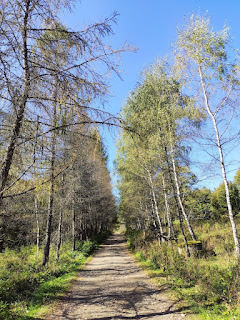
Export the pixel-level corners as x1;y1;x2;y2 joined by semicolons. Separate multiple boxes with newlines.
126;223;240;320
0;231;110;320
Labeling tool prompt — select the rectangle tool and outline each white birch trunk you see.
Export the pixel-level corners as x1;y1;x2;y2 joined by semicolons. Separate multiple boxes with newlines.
148;171;165;242
199;64;240;257
163;145;190;256
161;173;174;240
169;140;197;241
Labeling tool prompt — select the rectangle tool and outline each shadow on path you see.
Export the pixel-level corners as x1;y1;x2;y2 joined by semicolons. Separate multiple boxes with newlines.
46;234;187;320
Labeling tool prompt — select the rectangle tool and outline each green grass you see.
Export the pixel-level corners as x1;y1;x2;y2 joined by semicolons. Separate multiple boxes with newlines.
126;218;240;320
0;232;110;320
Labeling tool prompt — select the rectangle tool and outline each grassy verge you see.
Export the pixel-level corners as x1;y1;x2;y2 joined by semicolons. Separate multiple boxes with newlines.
0;232;110;320
126;225;240;320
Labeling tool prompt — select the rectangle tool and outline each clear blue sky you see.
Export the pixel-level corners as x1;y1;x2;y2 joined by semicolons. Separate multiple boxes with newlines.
62;0;240;192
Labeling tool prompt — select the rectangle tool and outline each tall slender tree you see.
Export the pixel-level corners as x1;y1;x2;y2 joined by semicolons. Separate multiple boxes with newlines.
0;0;130;207
175;14;240;256
117;60;200;255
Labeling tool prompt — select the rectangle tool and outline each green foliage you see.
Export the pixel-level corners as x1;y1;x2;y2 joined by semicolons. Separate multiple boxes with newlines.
176;14;229;69
211;182;240;217
116;59;202;240
0;238;101;320
126;216;240;318
90;126;108;165
234;167;240;188
185;187;212;219
126;229;148;250
175;12;240;257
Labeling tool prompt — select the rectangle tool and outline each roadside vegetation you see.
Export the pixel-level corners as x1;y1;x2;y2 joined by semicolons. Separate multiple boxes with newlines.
127;218;240;319
116;14;240;319
1;2;240;319
0;1;121;318
0;233;110;320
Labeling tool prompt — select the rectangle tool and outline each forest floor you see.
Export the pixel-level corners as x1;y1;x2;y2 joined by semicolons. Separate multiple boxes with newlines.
45;234;188;320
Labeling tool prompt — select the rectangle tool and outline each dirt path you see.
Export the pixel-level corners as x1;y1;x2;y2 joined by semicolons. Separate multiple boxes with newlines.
46;234;187;320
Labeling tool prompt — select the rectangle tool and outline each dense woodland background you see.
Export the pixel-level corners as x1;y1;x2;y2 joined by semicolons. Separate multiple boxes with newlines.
0;1;240;319
0;0;123;260
0;1;122;317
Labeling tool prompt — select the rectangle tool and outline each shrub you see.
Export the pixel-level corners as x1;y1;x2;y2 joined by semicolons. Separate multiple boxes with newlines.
126;228;240;316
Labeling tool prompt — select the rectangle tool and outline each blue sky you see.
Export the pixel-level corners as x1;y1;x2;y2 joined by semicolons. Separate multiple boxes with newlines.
62;0;240;192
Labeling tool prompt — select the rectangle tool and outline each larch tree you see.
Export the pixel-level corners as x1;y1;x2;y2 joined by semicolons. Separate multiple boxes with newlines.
0;0;130;208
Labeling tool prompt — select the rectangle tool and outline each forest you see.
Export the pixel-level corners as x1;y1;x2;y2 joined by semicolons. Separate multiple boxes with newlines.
0;0;240;319
0;1;124;318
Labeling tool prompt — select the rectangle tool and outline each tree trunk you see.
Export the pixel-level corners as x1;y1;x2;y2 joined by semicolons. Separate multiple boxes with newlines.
72;194;76;251
164;145;190;257
148;171;165;243
34;117;40;257
56;205;62;260
42;103;57;266
198;64;240;257
0;1;31;206
169;140;197;241
35;197;40;257
42;168;55;266
150;201;161;245
161;173;175;240
56;174;65;260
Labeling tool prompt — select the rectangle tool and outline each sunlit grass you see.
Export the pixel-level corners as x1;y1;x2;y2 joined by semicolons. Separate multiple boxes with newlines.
127;217;240;319
0;232;110;320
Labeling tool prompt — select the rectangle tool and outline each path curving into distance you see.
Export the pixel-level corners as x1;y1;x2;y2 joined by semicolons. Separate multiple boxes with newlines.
46;234;187;320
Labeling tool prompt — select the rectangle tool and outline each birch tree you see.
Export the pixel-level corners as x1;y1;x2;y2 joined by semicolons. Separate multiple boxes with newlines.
117;61;200;255
175;14;240;256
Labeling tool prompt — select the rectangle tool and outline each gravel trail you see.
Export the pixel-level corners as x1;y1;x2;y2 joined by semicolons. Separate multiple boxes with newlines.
46;234;187;320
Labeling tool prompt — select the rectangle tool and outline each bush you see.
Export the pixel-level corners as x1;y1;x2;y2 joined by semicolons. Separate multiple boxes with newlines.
126;228;240;316
82;239;98;256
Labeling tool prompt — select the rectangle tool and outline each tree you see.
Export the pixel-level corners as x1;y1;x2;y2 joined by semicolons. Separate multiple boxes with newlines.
117;60;200;256
211;182;240;218
175;14;240;256
0;0;130;207
185;187;212;220
234;167;240;188
0;0;129;264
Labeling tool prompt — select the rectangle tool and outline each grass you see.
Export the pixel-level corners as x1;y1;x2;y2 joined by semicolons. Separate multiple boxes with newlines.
126;217;240;319
0;232;110;320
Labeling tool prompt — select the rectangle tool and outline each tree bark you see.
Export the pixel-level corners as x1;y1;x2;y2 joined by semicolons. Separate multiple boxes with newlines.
34;116;40;257
0;0;31;206
164;145;190;257
161;173;175;240
56;174;65;260
42;102;57;266
72;193;76;251
35;197;40;257
198;64;240;257
56;205;63;260
148;171;165;243
169;140;197;241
